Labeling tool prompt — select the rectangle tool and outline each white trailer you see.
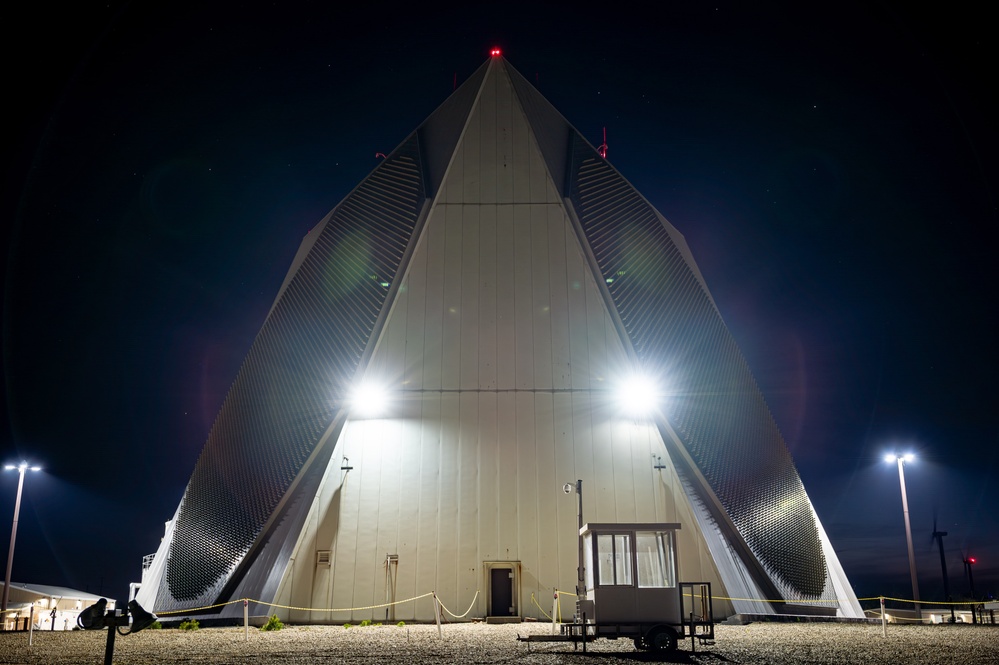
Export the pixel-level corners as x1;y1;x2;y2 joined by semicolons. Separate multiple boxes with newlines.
522;522;715;655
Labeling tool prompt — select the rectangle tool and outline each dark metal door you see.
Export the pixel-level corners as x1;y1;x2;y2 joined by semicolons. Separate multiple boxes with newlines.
490;568;513;616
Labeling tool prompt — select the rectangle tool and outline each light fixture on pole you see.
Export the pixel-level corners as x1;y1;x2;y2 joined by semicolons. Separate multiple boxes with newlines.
884;453;920;617
563;480;584;597
2;461;42;626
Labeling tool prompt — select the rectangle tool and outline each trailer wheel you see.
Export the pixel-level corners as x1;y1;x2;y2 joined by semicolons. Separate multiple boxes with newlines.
645;626;677;652
633;635;650;651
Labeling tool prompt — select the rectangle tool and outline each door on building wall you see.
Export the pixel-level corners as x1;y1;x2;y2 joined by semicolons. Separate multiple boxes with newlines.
490;568;514;616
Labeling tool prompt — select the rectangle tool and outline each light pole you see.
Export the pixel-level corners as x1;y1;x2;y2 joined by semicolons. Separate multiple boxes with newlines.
884;453;920;617
562;480;584;597
2;462;41;627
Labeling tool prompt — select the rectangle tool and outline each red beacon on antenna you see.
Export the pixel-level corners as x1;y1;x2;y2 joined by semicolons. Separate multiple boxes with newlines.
490;47;502;57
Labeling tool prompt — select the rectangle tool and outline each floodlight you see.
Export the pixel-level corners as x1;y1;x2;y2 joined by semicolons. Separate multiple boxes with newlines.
127;599;158;634
77;598;108;629
615;374;660;417
349;381;390;417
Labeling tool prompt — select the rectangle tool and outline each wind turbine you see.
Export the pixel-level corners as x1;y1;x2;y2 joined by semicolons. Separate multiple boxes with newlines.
962;552;979;624
930;511;954;622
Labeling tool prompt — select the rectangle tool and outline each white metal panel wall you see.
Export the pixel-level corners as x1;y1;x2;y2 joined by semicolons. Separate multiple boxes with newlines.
277;398;731;620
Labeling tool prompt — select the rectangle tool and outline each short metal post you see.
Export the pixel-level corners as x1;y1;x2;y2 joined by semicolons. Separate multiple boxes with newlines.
551;591;558;634
433;592;442;639
880;597;887;637
244;599;249;642
27;605;34;646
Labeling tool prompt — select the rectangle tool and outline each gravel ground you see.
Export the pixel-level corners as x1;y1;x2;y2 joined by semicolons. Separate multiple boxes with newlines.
1;621;996;664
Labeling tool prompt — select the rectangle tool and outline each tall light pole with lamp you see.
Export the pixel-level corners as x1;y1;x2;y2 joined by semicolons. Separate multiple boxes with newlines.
2;461;41;628
884;453;920;617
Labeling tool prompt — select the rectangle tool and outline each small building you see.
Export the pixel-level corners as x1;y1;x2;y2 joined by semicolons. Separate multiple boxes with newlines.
1;583;113;631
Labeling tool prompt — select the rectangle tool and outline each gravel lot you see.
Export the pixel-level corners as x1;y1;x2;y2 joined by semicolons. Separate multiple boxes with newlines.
1;621;996;664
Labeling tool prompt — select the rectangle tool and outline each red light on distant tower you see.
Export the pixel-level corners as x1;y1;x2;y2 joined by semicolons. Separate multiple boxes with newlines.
968;557;977;564
490;47;502;57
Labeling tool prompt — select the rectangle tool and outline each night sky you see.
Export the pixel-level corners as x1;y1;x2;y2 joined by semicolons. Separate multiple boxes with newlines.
3;2;995;608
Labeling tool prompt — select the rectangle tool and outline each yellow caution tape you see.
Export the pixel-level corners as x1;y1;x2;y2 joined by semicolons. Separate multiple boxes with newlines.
155;590;984;618
529;593;553;622
255;592;435;613
436;591;479;619
157;593;434;616
154;599;246;616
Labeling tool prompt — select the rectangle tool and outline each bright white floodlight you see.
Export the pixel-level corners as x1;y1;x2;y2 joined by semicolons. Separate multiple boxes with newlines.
349;381;390;418
615;374;660;417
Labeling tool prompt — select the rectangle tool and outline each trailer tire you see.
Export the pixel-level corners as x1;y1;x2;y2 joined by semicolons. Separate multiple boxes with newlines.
633;635;650;651
646;626;677;652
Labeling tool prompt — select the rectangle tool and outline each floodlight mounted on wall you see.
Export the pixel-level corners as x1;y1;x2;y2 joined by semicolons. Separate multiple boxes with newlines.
615;373;660;417
349;381;390;418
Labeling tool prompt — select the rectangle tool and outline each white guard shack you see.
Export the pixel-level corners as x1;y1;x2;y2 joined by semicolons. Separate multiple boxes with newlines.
527;522;714;654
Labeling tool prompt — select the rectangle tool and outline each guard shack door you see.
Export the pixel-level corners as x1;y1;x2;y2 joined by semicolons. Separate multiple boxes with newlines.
582;523;681;626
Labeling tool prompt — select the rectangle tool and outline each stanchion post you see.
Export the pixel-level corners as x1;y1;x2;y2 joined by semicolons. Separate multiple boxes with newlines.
880;596;887;637
102;610;117;665
28;605;34;646
244;599;249;642
433;592;442;639
551;591;558;635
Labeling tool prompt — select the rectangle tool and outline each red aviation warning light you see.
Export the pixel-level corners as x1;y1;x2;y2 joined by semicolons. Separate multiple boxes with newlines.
968;557;977;564
490;47;502;57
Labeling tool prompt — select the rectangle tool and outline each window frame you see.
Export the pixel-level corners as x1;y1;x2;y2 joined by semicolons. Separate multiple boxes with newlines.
595;532;635;587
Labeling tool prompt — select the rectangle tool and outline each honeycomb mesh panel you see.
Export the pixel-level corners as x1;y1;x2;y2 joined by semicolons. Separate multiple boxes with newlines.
568;136;827;598
161;136;426;607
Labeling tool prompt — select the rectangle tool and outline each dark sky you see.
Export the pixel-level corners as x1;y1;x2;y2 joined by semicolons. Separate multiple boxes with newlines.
2;1;996;607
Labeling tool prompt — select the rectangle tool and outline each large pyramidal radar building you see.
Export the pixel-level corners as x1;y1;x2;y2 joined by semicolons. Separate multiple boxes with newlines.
138;53;862;621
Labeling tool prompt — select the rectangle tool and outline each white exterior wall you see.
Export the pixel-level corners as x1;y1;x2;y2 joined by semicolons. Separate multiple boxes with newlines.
274;64;730;621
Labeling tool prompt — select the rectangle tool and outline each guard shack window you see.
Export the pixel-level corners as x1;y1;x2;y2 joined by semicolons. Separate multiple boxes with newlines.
636;530;676;588
597;533;633;586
